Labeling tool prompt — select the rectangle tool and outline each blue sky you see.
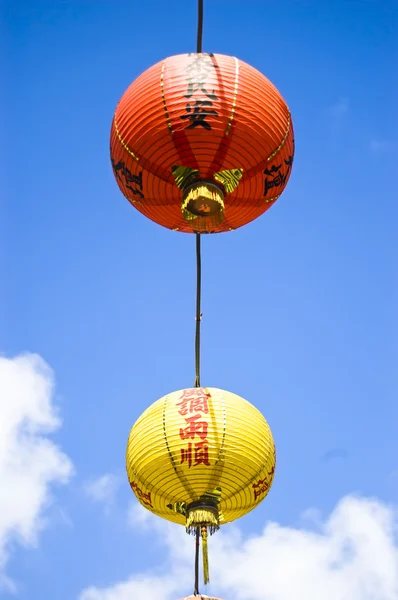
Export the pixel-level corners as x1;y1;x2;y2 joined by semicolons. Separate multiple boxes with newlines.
1;0;398;598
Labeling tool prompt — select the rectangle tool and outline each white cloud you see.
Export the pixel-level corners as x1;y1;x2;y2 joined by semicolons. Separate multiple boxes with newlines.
84;474;121;512
80;496;398;600
0;353;73;586
80;576;183;600
127;500;155;529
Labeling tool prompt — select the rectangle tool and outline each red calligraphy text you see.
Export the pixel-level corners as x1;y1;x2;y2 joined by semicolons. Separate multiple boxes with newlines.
252;477;270;501
179;414;208;440
176;388;209;416
130;481;153;507
180;441;210;468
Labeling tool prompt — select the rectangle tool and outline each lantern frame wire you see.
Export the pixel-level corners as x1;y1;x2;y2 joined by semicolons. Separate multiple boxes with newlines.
194;0;204;594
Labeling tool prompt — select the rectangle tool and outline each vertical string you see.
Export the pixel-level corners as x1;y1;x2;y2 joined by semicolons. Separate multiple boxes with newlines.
194;0;204;390
194;233;202;388
194;0;204;596
197;0;203;53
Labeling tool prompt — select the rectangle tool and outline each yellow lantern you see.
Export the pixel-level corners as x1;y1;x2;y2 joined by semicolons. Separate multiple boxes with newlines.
126;387;276;584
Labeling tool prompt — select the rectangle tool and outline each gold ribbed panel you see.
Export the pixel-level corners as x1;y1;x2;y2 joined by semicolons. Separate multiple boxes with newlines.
126;387;276;526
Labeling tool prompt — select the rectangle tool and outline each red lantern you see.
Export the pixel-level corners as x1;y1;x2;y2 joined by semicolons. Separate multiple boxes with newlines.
110;53;294;233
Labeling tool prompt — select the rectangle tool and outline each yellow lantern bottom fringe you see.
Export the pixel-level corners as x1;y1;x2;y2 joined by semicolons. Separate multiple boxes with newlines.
185;501;219;586
185;501;220;535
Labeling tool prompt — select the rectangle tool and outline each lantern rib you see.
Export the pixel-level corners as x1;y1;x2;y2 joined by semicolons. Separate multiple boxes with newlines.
113;117;140;162
213;391;227;466
225;57;240;136
162;394;179;476
266;113;291;162
160;59;173;135
205;391;227;494
264;194;280;204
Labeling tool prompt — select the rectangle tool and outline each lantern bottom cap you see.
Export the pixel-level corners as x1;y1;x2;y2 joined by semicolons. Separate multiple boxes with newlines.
182;181;225;231
185;501;220;535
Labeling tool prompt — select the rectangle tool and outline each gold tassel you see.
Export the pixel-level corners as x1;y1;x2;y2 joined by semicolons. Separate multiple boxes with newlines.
186;506;219;534
201;526;210;585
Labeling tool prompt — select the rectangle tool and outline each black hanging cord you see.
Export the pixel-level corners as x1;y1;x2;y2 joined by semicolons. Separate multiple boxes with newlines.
194;0;204;391
194;527;200;595
194;233;202;388
197;0;203;53
194;4;204;596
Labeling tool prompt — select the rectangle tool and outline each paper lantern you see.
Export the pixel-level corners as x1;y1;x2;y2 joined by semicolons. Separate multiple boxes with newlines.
127;387;275;584
111;53;294;233
126;386;275;529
